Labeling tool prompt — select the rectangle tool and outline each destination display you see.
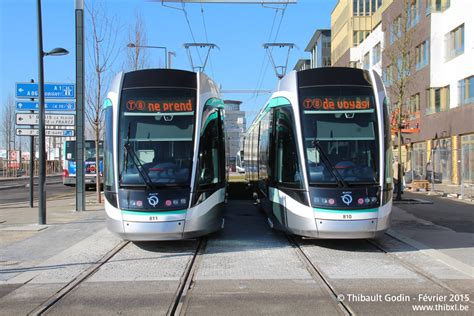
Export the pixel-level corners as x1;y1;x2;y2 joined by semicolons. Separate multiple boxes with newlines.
124;98;194;113
302;96;372;111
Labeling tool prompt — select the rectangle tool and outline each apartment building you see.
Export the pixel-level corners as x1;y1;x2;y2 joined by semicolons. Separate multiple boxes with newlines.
331;0;389;66
350;0;473;185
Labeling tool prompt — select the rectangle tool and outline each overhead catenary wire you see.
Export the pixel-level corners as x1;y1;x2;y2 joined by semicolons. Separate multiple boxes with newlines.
249;3;288;118
251;8;279;100
199;1;216;79
254;4;287;96
181;2;204;66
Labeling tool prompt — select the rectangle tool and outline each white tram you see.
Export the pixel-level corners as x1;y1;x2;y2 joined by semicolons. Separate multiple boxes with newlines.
245;67;393;239
103;69;227;240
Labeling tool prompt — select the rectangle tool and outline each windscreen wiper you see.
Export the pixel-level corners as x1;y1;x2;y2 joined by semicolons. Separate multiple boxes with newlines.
124;143;154;189
312;140;349;188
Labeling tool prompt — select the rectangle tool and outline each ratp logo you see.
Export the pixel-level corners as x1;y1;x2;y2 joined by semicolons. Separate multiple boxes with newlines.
341;192;353;206
147;194;159;207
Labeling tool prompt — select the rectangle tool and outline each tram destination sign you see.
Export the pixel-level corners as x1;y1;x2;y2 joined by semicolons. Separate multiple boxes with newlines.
125;98;194;113
16;128;75;137
16;82;75;99
16;113;75;126
16;101;76;112
302;96;372;111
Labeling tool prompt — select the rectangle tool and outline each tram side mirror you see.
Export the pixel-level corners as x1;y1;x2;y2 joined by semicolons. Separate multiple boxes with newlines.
345;113;355;119
164;115;174;122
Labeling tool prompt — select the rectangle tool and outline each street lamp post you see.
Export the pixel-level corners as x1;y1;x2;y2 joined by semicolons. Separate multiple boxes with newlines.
37;0;69;225
126;43;170;68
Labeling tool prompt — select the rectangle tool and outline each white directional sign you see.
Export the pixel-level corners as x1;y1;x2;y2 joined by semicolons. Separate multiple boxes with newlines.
16;128;75;137
16;113;75;126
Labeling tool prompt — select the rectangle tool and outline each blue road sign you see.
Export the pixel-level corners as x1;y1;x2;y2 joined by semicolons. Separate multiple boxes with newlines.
16;101;76;112
16;82;75;99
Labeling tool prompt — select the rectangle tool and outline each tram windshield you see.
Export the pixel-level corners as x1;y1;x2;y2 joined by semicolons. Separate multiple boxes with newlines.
118;88;196;187
300;86;379;186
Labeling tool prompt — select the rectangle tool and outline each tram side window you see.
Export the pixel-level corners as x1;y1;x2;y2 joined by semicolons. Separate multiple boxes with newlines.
104;107;115;191
273;108;303;188
383;97;393;186
259;111;271;182
198;109;224;186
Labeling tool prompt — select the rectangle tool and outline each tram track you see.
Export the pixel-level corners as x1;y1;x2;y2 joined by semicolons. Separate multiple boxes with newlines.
167;237;207;316
286;235;355;316
27;240;130;316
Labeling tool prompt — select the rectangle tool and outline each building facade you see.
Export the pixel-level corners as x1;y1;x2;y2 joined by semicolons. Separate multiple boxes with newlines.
223;100;246;171
349;0;473;185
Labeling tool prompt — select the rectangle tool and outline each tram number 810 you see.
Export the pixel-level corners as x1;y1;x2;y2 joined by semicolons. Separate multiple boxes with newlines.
342;214;353;219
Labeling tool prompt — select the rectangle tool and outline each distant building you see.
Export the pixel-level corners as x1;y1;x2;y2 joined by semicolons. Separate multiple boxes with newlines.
224;100;246;171
305;29;332;68
293;59;311;71
331;0;390;66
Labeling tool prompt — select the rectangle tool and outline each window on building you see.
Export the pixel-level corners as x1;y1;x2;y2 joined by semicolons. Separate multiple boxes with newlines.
353;0;359;15
323;56;331;67
365;0;371;15
396;54;411;80
426;0;450;14
408;93;420;119
372;42;381;64
408;0;421;28
390;15;402;44
371;0;376;13
359;0;364;15
411;142;427;179
383;64;394;86
415;39;429;70
426;85;450;114
433;137;452;183
461;134;474;183
363;52;370;69
353;31;359;46
445;24;464;61
459;76;474;106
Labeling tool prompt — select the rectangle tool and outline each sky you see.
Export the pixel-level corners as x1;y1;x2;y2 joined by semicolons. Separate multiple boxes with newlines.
0;0;337;125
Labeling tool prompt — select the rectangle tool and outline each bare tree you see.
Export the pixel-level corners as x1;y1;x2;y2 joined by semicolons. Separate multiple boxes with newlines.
85;0;120;203
383;0;418;200
1;95;16;176
125;11;149;71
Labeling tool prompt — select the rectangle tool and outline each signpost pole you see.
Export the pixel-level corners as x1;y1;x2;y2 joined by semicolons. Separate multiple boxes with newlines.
75;0;85;211
29;79;34;208
36;0;46;224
